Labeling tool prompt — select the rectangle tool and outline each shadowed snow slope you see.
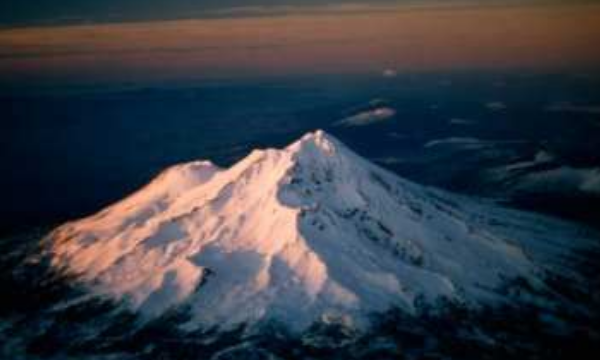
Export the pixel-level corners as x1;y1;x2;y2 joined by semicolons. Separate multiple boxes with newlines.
49;130;597;330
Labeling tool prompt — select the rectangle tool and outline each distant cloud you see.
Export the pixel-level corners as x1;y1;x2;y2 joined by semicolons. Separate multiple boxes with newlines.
544;102;600;115
424;137;494;150
486;150;600;195
485;101;507;111
369;98;389;106
503;150;555;172
382;68;397;78
484;150;554;181
372;157;405;165
449;118;476;125
336;107;396;127
517;166;600;195
424;137;527;155
388;132;409;140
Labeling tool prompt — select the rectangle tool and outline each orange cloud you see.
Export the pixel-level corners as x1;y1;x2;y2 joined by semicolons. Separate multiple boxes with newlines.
1;2;599;83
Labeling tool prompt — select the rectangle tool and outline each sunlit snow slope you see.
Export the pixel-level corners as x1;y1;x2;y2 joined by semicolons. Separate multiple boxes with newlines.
49;131;597;330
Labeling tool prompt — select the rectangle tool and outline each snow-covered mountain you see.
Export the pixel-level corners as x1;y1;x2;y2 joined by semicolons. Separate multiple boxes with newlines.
48;130;597;331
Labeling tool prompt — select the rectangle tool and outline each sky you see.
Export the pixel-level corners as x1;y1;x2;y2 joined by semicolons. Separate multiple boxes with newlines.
1;1;600;84
2;1;593;27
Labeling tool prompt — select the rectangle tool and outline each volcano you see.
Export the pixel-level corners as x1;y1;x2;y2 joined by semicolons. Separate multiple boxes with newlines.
49;130;596;331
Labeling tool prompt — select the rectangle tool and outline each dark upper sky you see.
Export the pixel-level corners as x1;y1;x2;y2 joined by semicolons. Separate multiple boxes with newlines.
3;0;392;26
0;0;593;27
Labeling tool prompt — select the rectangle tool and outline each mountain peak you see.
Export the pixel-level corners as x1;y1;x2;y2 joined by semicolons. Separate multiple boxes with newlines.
286;129;339;157
48;131;594;331
299;129;329;143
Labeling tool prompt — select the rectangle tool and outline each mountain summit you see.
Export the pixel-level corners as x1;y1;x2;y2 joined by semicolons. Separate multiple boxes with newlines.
49;130;595;330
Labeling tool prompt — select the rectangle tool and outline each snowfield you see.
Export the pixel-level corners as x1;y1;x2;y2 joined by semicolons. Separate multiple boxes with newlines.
48;130;598;331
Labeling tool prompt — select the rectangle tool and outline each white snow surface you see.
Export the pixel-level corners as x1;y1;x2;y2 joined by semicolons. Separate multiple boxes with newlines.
48;130;597;330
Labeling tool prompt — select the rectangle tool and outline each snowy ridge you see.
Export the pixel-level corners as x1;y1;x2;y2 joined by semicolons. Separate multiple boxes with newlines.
48;130;597;330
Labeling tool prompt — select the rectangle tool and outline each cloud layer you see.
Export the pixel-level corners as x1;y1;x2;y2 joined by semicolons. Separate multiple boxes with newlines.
1;2;600;83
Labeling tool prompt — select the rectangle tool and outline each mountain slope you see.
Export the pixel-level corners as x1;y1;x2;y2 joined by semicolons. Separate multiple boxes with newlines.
48;130;597;330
